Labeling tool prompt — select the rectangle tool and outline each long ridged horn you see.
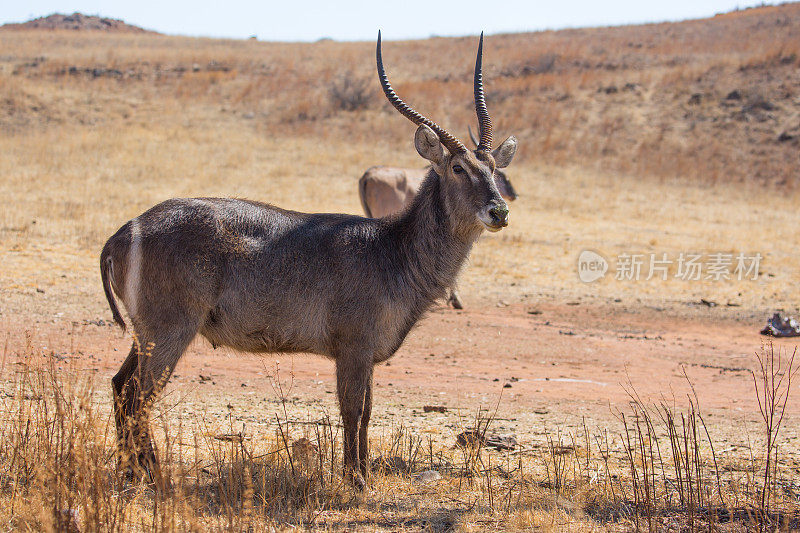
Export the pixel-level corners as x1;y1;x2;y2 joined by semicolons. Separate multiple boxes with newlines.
377;31;466;155
473;32;493;152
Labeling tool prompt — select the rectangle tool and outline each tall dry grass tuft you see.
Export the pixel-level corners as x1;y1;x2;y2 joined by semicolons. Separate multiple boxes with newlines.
0;359;126;530
0;350;352;530
752;342;797;531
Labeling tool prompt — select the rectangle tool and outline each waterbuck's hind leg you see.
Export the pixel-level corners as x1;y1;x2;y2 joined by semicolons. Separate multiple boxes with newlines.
112;313;200;486
112;344;146;478
336;356;373;490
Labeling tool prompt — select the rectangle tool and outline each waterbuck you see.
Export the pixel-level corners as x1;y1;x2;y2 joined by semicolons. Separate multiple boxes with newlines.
100;31;517;489
358;127;518;309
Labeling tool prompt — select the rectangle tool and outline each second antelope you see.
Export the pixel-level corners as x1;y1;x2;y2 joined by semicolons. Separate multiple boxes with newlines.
359;127;518;308
99;31;517;490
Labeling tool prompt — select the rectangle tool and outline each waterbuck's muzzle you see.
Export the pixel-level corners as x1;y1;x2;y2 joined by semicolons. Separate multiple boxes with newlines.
479;201;509;232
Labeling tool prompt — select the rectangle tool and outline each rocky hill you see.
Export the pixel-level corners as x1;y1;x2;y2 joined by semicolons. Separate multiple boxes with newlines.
1;12;154;33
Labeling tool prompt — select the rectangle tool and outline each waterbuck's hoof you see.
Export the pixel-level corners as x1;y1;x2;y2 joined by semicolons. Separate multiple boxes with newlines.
351;472;367;491
448;294;463;310
118;451;164;488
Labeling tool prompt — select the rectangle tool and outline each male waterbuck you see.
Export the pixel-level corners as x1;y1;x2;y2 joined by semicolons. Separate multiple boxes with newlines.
100;31;517;489
358;127;518;308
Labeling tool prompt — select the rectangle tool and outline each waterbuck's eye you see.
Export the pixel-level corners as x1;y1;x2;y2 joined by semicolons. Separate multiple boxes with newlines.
452;165;464;174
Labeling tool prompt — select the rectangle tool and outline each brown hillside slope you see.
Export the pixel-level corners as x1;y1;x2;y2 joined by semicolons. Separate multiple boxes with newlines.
0;4;798;186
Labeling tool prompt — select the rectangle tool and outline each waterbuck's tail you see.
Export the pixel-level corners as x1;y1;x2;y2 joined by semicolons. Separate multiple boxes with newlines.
358;173;373;218
100;241;126;331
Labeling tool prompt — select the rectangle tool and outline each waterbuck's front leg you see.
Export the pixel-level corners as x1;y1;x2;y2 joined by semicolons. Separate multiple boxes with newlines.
336;356;373;490
359;367;374;480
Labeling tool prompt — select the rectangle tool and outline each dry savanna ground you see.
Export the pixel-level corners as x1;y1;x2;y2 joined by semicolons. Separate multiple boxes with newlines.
1;4;800;531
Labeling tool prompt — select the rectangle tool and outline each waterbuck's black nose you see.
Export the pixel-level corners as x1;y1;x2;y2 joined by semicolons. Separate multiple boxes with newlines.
489;204;509;227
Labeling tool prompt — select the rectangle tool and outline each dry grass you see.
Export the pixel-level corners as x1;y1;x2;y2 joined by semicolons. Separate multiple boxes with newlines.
1;342;798;531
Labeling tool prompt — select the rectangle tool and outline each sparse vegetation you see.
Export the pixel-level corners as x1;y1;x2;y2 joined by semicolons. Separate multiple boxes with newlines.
1;344;798;530
328;73;372;112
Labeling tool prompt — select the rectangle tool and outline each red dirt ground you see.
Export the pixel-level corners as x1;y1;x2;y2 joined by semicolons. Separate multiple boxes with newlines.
4;298;798;457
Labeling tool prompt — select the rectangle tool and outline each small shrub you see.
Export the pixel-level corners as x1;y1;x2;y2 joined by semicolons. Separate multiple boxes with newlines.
328;74;371;112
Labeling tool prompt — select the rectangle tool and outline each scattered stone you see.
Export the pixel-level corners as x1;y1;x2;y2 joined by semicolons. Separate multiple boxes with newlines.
743;95;776;113
761;312;800;337
688;93;702;105
778;131;794;142
527;309;542;315
700;298;718;307
82;318;111;327
456;431;517;450
457;430;486;447
214;433;246;442
291;437;319;465
725;89;742;100
207;61;232;72
372;455;409;474
550;444;575;455
423;405;447;413
698;363;749;373
413;470;441;483
486;435;518;450
503;383;512;388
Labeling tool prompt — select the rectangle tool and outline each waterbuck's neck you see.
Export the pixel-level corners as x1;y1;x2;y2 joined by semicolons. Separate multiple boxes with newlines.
384;169;479;303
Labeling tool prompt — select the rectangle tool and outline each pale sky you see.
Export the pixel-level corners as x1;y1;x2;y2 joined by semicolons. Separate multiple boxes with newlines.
1;1;774;41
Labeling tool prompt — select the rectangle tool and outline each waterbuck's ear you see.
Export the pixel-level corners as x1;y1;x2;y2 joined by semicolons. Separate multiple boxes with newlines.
492;135;517;169
414;124;445;168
